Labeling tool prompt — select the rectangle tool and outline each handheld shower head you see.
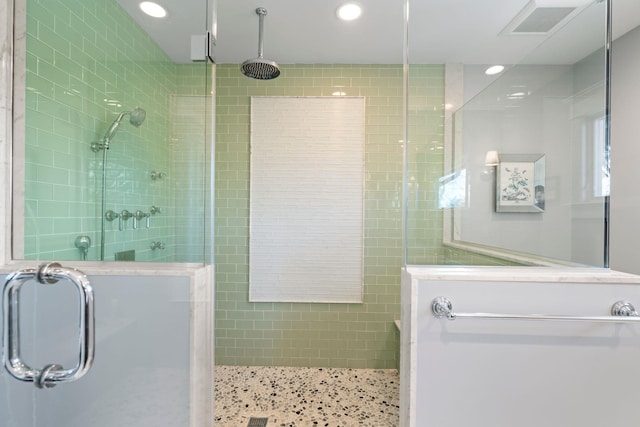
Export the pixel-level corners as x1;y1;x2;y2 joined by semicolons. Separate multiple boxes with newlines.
241;7;280;80
102;107;146;143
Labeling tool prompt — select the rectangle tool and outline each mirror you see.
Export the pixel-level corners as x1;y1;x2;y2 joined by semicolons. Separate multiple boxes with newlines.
406;0;640;267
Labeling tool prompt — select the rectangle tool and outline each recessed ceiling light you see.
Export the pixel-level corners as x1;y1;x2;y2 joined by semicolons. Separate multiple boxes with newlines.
140;1;167;18
485;65;505;75
336;3;362;21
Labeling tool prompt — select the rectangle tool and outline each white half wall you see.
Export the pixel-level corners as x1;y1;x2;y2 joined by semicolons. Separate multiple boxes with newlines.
0;266;214;427
401;266;640;427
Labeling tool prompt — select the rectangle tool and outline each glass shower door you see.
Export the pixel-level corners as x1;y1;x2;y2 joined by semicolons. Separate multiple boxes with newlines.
15;0;213;263
2;0;215;424
0;264;197;427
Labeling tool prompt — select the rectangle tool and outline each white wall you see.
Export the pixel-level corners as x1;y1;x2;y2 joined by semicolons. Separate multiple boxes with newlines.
610;25;640;274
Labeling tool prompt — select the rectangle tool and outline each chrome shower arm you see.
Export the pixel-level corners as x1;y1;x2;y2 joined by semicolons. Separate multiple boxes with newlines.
256;7;266;58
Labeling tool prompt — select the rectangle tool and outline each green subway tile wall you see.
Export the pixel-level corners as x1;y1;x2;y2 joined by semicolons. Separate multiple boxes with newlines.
215;64;404;368
214;64;512;369
23;0;208;262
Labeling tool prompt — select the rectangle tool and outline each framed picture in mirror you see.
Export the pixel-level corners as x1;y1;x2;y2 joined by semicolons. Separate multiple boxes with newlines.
496;154;545;213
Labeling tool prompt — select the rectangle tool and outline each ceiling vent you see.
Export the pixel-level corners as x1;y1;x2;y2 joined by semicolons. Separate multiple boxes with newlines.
500;0;592;36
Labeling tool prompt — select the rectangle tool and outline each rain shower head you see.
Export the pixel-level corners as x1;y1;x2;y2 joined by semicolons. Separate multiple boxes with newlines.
241;57;280;80
103;107;146;143
240;7;280;80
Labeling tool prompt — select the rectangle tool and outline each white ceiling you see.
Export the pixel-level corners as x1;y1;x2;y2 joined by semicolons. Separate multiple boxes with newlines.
116;0;640;65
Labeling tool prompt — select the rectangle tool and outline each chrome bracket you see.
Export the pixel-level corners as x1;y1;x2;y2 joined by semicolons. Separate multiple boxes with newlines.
431;296;455;319
611;300;639;317
36;364;63;389
90;141;108;152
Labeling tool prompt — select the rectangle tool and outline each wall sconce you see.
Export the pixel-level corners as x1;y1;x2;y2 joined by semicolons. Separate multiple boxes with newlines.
483;150;500;178
485;150;500;166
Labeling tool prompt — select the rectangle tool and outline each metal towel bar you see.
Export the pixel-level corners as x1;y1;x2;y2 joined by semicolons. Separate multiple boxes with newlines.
431;296;640;323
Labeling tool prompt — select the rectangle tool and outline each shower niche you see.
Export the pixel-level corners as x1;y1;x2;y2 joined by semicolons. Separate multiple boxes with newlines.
12;0;213;263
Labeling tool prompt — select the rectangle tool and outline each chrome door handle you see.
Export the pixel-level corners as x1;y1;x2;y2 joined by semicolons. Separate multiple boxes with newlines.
2;262;95;389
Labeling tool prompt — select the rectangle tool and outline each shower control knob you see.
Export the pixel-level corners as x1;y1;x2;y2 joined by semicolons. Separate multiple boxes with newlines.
150;206;162;215
150;171;167;180
150;241;165;250
119;210;132;230
74;235;91;261
133;210;148;229
104;210;119;221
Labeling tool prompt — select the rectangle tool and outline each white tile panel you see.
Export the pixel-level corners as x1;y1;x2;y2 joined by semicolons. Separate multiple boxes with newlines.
249;96;364;303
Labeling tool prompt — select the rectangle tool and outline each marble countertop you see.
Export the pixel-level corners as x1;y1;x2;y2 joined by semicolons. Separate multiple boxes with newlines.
404;265;640;284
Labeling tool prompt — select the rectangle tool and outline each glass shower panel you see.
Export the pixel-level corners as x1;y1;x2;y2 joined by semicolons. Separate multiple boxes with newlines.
15;0;212;262
405;0;609;266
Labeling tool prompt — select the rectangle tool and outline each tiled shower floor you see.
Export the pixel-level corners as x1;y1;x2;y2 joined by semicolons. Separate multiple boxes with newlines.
214;366;400;426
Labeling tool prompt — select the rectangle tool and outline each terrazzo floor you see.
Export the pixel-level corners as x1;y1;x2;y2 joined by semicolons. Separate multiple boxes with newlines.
214;366;400;426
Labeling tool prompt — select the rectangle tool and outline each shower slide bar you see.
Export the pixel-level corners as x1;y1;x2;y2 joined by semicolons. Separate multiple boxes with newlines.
431;296;640;323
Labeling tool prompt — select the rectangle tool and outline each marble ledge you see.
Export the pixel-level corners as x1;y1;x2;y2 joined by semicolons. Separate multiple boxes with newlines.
0;261;213;277
404;265;640;284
